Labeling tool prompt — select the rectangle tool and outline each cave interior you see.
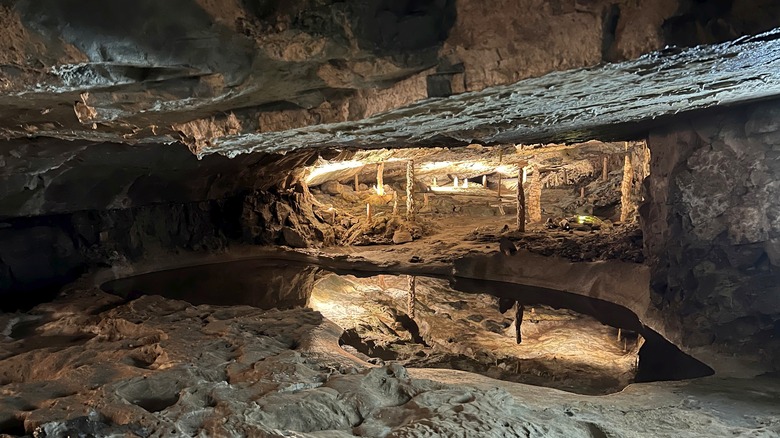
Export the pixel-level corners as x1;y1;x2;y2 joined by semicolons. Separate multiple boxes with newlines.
0;1;780;437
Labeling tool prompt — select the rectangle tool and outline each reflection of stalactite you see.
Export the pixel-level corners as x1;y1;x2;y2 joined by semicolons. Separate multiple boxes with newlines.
515;303;524;344
407;275;416;319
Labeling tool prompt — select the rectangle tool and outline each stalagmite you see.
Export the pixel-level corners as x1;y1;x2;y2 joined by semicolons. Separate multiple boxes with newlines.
581;187;585;198
528;166;542;223
366;203;372;221
407;275;416;319
602;156;609;182
463;178;468;188
522;167;527;183
620;153;634;223
482;175;487;187
617;328;622;342
406;160;415;221
423;193;429;208
376;162;385;195
392;191;398;216
516;164;525;232
515;303;524;344
563;169;568;185
497;149;503;197
432;177;437;187
354;174;359;192
453;176;459;188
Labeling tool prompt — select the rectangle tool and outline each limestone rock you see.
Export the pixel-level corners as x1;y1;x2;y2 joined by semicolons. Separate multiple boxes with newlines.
321;181;344;196
392;230;413;245
282;226;309;248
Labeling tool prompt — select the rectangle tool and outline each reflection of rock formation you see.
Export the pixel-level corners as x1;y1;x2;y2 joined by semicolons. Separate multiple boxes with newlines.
312;273;645;395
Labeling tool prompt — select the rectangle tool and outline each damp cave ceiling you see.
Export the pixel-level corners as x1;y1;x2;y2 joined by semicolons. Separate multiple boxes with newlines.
0;1;778;158
207;29;780;158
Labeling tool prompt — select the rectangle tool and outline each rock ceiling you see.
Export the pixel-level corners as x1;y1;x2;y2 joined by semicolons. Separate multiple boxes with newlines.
1;1;780;219
5;28;780;157
206;29;780;158
0;1;779;158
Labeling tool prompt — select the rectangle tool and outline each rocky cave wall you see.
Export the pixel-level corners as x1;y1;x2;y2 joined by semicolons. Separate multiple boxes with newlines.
642;100;780;369
0;140;338;308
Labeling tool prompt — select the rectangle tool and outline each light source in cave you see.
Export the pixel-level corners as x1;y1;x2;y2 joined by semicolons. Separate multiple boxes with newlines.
305;159;364;185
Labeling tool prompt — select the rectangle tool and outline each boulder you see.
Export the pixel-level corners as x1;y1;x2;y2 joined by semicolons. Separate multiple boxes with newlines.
282;227;309;248
392;229;413;244
321;181;344;195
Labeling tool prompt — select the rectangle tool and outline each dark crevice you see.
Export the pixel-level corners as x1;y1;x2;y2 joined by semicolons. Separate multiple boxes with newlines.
0;416;26;437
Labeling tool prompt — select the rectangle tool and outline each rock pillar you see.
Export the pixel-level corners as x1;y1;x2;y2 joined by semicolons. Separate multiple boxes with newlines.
516;164;525;232
528;166;542;223
406;160;415;221
620;153;634;223
376;162;385;195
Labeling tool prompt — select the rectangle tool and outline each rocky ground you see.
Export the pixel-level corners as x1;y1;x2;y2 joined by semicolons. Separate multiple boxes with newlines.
0;284;778;437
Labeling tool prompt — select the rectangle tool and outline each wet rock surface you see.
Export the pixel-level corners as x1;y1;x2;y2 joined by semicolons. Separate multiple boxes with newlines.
207;30;780;158
311;274;640;395
0;283;777;437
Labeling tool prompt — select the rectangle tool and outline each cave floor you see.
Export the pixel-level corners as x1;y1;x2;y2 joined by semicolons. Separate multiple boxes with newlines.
319;211;643;269
0;287;778;437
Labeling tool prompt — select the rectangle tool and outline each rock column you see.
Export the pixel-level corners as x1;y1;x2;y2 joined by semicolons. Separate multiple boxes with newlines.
620;153;634;223
516;164;525;232
406;160;415;221
376;162;385;195
528;166;542;223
